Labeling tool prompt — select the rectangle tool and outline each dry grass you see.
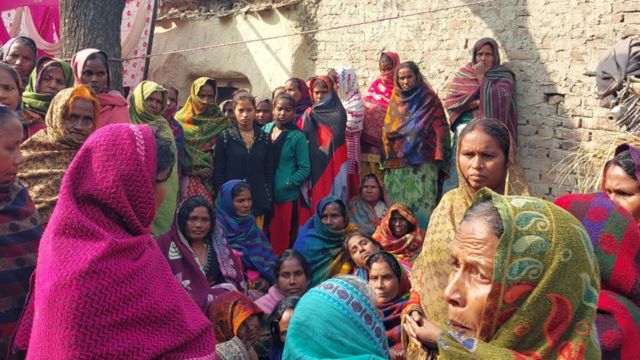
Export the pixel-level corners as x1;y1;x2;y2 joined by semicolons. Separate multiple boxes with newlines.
553;131;640;193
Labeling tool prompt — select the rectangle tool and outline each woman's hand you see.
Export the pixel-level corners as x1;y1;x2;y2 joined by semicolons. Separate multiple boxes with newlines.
472;62;491;82
403;314;442;349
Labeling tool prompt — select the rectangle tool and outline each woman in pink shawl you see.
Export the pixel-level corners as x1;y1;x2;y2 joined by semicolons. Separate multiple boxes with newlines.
11;124;217;358
361;51;400;181
71;48;131;128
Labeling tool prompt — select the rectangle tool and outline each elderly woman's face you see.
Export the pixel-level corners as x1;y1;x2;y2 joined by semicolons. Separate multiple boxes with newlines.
444;216;499;338
604;164;640;222
236;314;260;346
321;202;346;231
64;98;96;144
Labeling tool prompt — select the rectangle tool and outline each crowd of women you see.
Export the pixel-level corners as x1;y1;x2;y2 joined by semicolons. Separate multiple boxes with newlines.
0;34;637;359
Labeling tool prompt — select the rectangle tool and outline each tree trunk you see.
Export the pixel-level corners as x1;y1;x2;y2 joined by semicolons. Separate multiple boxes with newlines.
60;0;126;92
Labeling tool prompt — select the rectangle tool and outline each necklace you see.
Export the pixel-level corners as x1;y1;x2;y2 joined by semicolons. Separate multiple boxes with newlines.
193;243;208;257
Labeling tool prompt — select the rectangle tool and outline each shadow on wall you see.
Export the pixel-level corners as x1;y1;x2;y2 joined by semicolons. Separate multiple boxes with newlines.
463;0;576;197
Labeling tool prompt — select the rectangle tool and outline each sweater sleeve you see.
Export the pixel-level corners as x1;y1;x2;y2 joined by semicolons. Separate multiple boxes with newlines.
212;132;227;194
286;132;311;188
264;137;275;206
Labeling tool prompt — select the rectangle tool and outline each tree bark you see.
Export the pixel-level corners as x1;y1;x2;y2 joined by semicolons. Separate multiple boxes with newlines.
60;0;126;92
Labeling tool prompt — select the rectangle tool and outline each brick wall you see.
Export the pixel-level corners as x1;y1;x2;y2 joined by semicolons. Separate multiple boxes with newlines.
310;0;639;198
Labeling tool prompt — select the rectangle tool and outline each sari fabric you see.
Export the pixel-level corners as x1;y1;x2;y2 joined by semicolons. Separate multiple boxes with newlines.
437;189;601;359
294;196;357;287
334;66;364;179
382;79;449;170
157;216;247;312
554;192;640;359
175;77;230;195
381;294;410;356
289;77;312;123
71;48;131;128
129;80;179;236
596;37;640;106
17;87;95;224
361;51;400;164
215;179;276;282
444;38;518;142
299;76;349;218
348;174;389;236
283;277;390;359
373;203;424;262
21;57;73;139
407;124;528;340
18;124;216;358
0;182;41;357
208;290;263;343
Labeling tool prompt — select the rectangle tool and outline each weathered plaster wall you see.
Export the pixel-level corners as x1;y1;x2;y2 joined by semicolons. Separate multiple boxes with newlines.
149;7;314;103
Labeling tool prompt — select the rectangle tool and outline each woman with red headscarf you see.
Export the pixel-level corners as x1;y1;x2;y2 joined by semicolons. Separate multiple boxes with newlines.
361;51;400;181
297;76;349;225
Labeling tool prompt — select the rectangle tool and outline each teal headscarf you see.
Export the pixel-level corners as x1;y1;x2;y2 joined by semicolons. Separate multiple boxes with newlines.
283;277;390;359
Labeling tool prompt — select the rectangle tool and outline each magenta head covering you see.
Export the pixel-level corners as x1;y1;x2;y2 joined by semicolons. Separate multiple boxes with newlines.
22;124;215;358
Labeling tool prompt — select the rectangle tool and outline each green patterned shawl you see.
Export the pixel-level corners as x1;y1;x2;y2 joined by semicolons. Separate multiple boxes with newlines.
438;189;601;359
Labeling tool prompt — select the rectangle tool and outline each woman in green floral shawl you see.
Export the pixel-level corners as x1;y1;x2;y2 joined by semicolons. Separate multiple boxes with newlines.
175;77;230;203
21;57;73;140
129;80;178;236
404;189;601;359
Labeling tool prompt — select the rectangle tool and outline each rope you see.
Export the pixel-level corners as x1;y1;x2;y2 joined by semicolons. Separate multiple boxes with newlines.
117;0;497;62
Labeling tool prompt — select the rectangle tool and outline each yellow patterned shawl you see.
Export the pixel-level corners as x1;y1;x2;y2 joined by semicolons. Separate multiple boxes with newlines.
17;87;96;224
404;127;528;359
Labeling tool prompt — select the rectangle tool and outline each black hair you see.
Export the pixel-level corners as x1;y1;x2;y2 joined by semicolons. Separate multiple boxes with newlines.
342;232;383;268
0;62;21;91
285;78;303;90
312;79;329;91
321;199;347;219
177;196;214;241
269;296;300;350
458;117;511;165
231;181;252;198
1;36;37;60
271;86;285;101
395;61;425;86
154;133;175;182
605;149;637;180
274;92;296;108
365;251;402;280
0;105;19;128
274;249;311;281
233;92;256;110
85;51;109;70
461;198;504;239
379;52;392;65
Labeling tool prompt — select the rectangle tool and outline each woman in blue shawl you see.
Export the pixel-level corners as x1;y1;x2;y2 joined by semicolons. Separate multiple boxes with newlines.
215;180;277;286
283;276;390;359
293;196;357;287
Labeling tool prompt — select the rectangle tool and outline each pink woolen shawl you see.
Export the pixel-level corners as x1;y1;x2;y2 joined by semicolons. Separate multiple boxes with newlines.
71;48;131;128
23;124;216;358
